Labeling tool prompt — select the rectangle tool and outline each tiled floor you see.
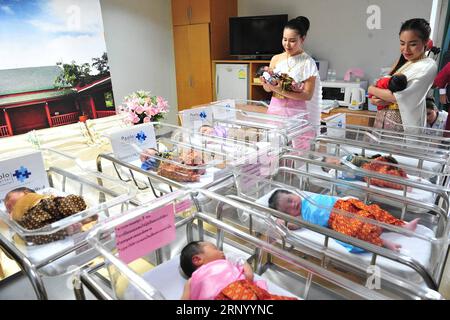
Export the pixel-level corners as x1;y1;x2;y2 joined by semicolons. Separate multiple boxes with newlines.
0;271;96;300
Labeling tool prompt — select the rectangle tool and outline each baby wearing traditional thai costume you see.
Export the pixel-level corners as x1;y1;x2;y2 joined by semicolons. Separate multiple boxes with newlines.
140;148;206;182
4;187;93;245
180;241;296;300
269;190;419;253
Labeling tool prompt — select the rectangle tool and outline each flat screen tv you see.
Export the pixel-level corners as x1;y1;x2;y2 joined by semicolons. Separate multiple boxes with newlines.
230;14;288;57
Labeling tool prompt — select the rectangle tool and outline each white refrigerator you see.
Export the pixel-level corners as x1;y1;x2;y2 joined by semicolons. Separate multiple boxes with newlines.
215;63;249;101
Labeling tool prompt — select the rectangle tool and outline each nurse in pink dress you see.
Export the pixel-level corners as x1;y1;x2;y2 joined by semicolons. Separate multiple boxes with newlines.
261;16;322;150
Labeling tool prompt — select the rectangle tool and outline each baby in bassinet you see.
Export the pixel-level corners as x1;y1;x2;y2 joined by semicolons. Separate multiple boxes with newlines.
180;241;296;300
139;148;206;182
200;123;263;143
325;154;409;190
269;190;419;253
199;125;228;139
4;187;96;245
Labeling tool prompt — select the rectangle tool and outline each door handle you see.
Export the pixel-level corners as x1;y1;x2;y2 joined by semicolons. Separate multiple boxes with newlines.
189;76;193;88
216;76;219;96
187;6;192;23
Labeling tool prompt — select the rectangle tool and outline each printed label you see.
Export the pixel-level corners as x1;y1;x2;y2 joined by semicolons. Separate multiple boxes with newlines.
116;204;176;264
108;124;157;163
0;151;49;203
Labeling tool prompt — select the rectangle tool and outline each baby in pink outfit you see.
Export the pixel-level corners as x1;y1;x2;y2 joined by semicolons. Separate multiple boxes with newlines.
180;241;260;300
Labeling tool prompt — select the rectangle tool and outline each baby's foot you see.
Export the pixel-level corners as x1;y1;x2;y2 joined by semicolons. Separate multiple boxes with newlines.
403;218;420;232
383;239;402;252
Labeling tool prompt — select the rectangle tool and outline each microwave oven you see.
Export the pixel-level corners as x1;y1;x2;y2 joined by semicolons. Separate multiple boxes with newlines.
322;80;368;107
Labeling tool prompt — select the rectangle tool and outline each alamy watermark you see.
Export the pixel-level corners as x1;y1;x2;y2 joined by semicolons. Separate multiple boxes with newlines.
366;265;381;290
367;5;382;30
66;5;81;31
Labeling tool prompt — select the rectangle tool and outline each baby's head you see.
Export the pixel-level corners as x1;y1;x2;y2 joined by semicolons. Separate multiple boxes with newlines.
4;187;35;215
268;190;302;217
388;74;408;93
426;97;438;125
199;125;227;139
199;125;215;136
255;66;271;77
180;241;225;277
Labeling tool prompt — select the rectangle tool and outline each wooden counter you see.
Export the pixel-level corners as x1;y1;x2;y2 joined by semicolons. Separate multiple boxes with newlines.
187;104;376;127
321;107;376;127
238;105;377;128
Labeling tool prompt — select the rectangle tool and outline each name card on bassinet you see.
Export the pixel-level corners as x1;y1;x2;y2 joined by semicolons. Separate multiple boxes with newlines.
181;99;236;130
323;113;346;139
181;106;214;130
0;151;49;204
108;124;157;163
115;204;176;264
211;99;236;122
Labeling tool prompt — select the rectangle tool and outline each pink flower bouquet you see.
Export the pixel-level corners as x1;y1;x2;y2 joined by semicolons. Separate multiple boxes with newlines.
120;91;169;125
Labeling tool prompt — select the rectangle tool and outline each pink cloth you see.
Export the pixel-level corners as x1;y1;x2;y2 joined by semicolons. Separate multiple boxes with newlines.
189;259;267;300
213;126;228;138
267;97;314;150
267;97;307;117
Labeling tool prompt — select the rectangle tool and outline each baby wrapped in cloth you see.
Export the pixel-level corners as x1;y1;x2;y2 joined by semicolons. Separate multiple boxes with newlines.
140;148;207;182
180;241;297;300
269;190;419;253
7;189;89;245
346;154;408;190
200;124;262;143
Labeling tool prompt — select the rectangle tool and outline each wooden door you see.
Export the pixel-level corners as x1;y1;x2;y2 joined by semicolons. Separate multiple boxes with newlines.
172;0;190;26
173;25;193;110
189;0;210;24
188;24;212;108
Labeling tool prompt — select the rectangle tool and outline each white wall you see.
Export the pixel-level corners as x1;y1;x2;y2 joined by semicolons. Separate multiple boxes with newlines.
238;0;434;83
99;0;178;124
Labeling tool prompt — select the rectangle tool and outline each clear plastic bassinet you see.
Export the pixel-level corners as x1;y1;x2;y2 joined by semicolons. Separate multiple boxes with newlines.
0;149;137;299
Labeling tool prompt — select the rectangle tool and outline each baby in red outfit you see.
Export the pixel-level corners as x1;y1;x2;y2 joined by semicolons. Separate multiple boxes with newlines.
369;74;408;110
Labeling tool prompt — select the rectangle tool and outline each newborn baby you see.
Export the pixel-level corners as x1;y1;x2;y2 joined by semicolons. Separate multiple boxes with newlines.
269;190;419;253
257;66;304;92
139;148;207;182
369;74;407;110
180;241;296;300
4;187;93;245
199;125;228;139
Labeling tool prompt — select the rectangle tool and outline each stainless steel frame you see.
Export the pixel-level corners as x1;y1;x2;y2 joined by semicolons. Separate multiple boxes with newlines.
0;163;136;299
178;100;311;147
76;189;443;300
96;122;271;199
229;165;449;292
